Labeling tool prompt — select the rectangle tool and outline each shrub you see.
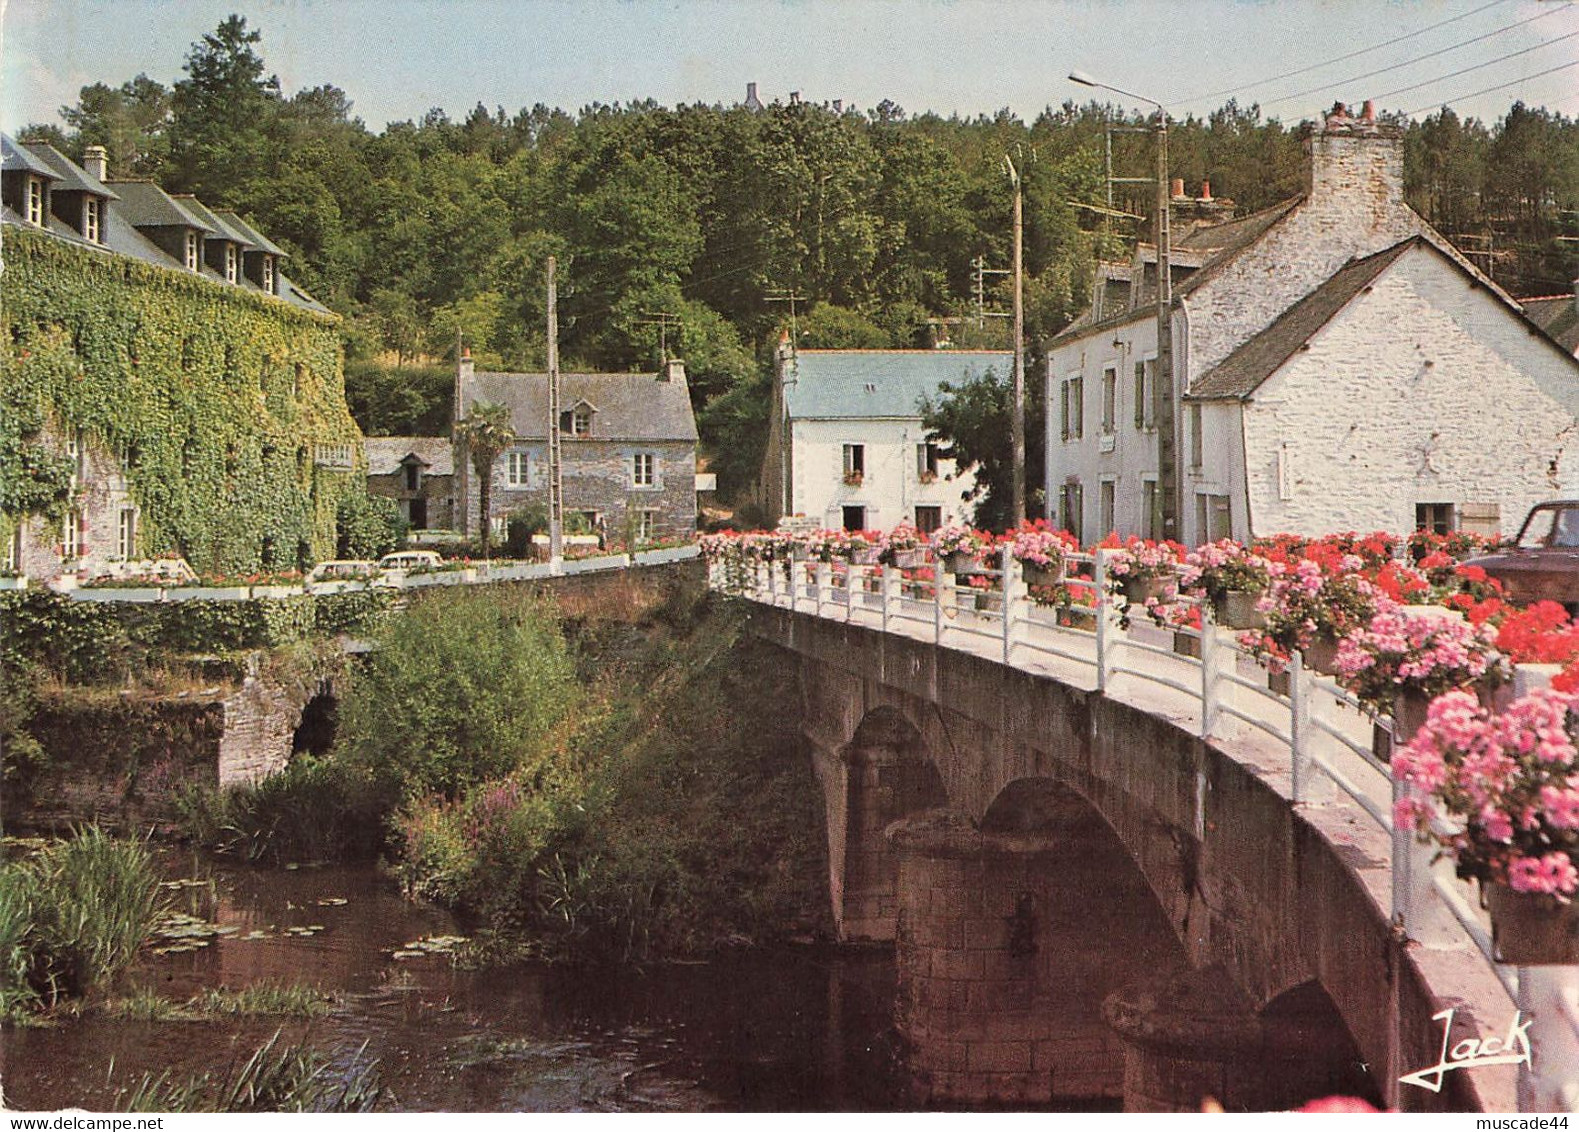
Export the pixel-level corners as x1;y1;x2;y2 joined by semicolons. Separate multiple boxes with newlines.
336;587;577;800
504;505;549;558
335;491;407;560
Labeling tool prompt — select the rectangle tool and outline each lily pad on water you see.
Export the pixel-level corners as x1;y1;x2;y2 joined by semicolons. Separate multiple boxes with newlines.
390;934;470;959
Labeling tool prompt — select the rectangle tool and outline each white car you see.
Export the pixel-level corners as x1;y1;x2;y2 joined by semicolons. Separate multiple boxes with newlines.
307;559;379;582
378;550;444;573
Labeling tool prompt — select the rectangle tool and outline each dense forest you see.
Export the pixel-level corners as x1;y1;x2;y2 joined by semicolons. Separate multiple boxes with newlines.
20;15;1579;506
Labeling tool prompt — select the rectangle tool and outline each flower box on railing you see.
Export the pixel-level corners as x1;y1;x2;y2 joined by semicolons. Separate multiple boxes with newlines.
944;550;987;576
1023;563;1064;588
1486;884;1579;965
1211;590;1265;630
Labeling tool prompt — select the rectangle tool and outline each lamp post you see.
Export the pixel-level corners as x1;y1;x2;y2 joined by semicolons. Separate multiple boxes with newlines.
1069;71;1177;544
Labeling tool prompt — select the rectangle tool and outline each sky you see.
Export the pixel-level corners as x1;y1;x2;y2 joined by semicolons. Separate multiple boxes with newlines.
1;0;1577;135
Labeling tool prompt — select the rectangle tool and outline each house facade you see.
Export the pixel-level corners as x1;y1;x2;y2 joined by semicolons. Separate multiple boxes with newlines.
454;355;698;546
760;347;1008;533
1;133;359;582
1043;103;1579;545
364;437;456;532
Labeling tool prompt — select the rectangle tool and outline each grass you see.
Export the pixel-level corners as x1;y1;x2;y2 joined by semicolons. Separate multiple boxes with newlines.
101;981;334;1022
118;1029;384;1112
1;827;166;1013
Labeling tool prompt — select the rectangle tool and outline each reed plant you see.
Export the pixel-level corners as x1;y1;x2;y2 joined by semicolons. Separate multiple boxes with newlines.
119;1030;383;1112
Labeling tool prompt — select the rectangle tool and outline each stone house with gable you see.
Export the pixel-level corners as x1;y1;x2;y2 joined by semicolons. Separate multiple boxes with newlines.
454;353;698;546
759;345;1008;533
1;133;355;582
1044;102;1579;545
364;437;456;531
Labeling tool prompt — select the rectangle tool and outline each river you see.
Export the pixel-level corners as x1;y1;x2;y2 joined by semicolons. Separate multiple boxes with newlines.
1;852;908;1111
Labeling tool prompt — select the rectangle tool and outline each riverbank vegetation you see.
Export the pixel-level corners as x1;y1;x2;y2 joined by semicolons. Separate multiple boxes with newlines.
118;1030;384;1113
0;827;165;1016
177;572;829;960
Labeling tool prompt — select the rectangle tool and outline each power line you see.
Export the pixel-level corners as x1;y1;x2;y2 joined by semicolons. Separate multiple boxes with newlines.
1404;56;1579;115
1371;29;1579;101
1170;0;1512;104
1260;2;1575;110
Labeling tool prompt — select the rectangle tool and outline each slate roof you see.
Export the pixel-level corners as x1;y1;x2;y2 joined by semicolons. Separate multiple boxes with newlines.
1523;295;1579;357
107;180;214;231
783;350;1012;419
461;371;698;443
175;196;255;247
217;209;286;256
21;142;119;198
2;135;58;178
1187;238;1420;401
364;437;454;476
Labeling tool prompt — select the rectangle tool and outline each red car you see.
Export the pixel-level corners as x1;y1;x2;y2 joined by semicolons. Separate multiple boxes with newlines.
1464;500;1579;611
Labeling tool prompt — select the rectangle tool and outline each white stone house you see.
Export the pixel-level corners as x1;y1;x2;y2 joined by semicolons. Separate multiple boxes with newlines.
1043;102;1579;544
760;348;1010;533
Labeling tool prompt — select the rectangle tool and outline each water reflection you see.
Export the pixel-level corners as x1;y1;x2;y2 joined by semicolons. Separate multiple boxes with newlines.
1;856;906;1112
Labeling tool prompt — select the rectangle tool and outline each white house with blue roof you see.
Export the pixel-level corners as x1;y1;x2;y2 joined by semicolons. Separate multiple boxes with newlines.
761;346;1010;533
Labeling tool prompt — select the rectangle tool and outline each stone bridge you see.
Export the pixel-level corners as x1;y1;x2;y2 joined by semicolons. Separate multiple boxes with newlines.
748;601;1517;1112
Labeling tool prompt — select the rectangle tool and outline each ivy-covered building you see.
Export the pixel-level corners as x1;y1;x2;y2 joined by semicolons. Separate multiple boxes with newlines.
0;134;363;581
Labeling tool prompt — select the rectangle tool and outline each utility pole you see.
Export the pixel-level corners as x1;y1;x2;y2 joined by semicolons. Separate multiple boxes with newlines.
640;311;682;364
546;255;564;570
766;288;806;523
765;288;806;344
1005;152;1026;526
972;256;1011;329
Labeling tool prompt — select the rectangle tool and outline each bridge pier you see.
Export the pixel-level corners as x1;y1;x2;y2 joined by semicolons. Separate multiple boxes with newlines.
1103;968;1382;1112
888;801;1183;1105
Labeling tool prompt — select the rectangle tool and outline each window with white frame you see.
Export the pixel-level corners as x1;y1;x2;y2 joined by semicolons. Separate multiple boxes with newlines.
506;451;530;487
636;508;659;544
184;231;200;271
65;429;83;490
62;510;82;560
2;526;20;573
571;406;592;436
117;508;137;559
1101;365;1117;434
83;197;101;243
632;452;657;488
1416;502;1454;535
25;178;44;226
916;442;940;482
224;244;238;283
262;255;275;294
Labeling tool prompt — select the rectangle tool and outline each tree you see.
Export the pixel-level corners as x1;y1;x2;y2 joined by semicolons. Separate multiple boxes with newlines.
457;401;515;557
166;15;281;203
59;75;171;176
920;364;1045;531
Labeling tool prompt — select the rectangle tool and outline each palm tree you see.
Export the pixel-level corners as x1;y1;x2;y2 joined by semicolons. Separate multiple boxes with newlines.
457;400;515;559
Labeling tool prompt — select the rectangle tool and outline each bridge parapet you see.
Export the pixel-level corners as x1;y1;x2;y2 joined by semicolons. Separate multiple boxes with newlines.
711;552;1578;1112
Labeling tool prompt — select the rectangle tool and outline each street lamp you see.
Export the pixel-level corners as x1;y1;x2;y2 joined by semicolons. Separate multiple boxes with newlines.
1069;71;1177;544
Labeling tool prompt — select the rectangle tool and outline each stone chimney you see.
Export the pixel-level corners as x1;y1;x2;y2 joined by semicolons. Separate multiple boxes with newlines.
744;81;763;111
1200;180;1212;201
1171;177;1185;199
661;358;687;384
1305;101;1405;227
82;145;108;183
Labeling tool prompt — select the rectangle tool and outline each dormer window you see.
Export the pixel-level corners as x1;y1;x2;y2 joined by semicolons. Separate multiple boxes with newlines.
82;197;101;243
262;255;275;294
25;177;43;226
559;404;593;437
184;232;200;271
224;244;238;283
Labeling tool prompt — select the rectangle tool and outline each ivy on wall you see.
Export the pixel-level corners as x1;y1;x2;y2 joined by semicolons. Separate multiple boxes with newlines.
0;228;364;572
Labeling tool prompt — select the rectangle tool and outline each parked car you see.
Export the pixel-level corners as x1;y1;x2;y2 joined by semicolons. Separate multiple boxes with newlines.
307;559;379;583
378;550;443;573
1464;500;1579;610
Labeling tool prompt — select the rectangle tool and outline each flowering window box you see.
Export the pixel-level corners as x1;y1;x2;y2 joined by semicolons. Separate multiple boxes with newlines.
842;472;864;487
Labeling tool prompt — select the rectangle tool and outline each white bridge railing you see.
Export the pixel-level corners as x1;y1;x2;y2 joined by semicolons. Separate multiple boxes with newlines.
712;547;1578;1113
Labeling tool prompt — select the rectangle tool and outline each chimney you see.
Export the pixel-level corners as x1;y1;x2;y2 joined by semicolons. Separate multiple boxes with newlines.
1305;96;1404;221
1200;180;1212;201
833;99;843;113
789;91;801;106
747;81;757;103
662;358;687;384
1171;177;1185;199
1361;100;1376;123
82;145;108;183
